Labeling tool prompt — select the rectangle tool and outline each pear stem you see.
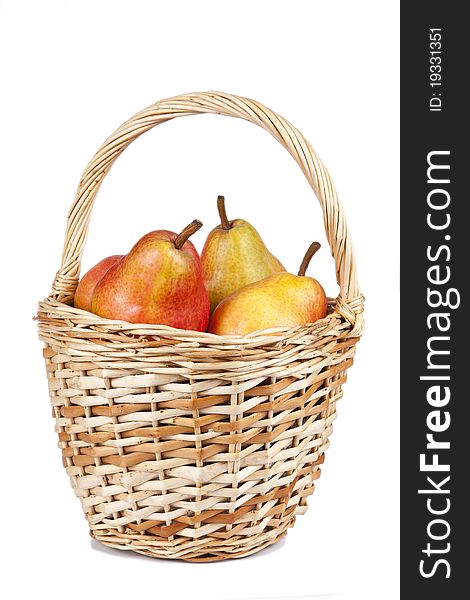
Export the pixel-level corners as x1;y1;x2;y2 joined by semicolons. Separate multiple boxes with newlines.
217;195;232;230
174;219;203;249
298;242;321;276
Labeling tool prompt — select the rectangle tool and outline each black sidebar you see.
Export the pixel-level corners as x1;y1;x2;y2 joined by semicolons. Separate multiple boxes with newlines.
401;3;467;597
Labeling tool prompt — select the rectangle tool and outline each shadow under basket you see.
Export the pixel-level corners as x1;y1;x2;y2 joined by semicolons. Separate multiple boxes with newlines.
36;91;364;562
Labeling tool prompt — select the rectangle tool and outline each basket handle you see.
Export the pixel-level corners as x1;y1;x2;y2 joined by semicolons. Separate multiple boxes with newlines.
51;91;364;334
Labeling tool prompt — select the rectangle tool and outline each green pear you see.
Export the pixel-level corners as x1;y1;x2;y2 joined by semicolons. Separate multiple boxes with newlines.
201;196;286;312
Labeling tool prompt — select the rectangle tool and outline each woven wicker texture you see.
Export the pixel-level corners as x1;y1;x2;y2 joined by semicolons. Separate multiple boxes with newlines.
37;92;364;561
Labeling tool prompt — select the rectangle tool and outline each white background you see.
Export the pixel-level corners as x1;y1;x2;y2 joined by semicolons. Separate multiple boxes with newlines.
1;1;399;598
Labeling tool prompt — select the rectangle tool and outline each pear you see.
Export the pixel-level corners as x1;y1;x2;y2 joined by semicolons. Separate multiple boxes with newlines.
89;220;210;331
208;242;327;336
201;196;285;312
74;255;123;312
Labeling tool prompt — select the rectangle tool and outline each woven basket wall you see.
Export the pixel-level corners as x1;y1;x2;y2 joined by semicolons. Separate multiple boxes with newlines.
36;92;364;562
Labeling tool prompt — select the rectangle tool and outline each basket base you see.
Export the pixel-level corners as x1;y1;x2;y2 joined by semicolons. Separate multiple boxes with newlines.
90;516;295;562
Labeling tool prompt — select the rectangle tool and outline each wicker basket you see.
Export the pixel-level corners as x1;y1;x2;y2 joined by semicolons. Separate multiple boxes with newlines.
37;91;364;562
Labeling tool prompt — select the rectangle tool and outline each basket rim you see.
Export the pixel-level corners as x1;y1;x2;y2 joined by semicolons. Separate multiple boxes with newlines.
37;295;355;348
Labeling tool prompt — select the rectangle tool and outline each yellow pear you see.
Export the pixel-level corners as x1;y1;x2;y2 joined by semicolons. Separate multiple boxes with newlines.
209;242;327;336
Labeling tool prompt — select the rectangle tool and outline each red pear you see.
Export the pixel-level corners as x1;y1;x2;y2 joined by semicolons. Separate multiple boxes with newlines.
74;255;123;312
85;220;209;331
